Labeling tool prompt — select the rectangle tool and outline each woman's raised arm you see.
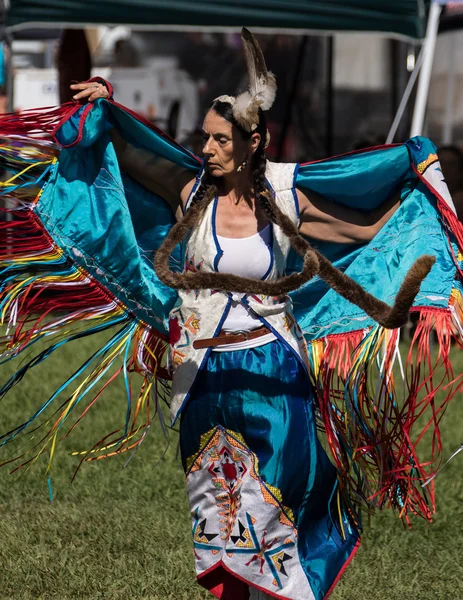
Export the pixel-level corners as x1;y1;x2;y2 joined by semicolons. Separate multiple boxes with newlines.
109;129;195;218
296;187;400;244
70;81;196;218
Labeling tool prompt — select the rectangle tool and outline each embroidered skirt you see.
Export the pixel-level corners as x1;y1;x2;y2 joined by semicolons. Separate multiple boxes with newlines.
180;339;359;600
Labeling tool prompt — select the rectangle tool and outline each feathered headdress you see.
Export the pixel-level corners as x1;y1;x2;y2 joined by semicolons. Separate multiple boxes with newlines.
215;28;277;132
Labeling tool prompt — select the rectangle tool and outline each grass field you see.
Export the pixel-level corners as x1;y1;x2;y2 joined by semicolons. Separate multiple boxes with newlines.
0;330;462;600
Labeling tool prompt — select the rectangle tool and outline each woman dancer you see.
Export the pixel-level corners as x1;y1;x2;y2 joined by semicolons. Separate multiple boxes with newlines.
68;30;437;600
0;28;461;600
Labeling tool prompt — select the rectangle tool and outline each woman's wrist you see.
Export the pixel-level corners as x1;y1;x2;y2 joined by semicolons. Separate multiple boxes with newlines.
86;77;114;99
70;78;114;103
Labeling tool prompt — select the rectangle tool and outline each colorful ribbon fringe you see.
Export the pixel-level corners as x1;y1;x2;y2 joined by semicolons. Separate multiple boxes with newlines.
0;104;462;535
308;288;463;530
0;107;171;480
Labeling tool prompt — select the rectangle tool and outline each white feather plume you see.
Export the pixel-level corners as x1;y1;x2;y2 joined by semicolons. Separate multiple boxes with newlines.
232;92;257;131
214;94;236;105
231;28;277;132
253;71;277;112
232;72;276;132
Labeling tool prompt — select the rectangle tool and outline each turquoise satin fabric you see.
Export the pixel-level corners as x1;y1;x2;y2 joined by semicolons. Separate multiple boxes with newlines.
292;138;458;340
38;100;200;334
36;99;458;340
28;102;457;596
180;340;358;599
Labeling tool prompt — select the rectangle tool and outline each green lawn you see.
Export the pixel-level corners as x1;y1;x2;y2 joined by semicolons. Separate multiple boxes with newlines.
0;331;462;600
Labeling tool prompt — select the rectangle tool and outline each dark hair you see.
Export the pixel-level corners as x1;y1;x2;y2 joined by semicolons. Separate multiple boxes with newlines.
191;99;276;221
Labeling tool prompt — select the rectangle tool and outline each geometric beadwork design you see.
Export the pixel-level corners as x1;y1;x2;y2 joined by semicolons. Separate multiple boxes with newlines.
185;425;315;598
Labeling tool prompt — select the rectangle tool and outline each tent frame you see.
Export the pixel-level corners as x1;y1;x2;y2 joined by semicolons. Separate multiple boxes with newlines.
410;1;442;137
2;2;453;145
4;22;428;42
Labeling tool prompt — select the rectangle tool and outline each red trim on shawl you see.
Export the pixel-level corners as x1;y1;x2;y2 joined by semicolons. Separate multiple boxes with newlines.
51;94;202;164
411;162;463;280
197;560;292;600
299;143;401;167
52;101;94;148
324;538;361;599
108;98;202;163
412;162;463;250
50;76;113;142
410;305;453;313
50;102;82;137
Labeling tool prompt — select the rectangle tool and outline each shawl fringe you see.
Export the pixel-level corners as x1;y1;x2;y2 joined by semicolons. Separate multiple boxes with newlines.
0;108;170;479
308;290;463;530
0;103;461;530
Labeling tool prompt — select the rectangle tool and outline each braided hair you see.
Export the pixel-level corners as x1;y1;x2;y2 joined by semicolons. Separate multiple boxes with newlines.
155;99;436;328
190;99;276;221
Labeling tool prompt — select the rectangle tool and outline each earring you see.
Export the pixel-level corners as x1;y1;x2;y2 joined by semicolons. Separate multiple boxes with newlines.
264;129;271;149
237;156;248;172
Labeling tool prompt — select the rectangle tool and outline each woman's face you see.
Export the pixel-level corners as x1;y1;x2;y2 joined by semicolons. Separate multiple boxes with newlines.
201;109;259;178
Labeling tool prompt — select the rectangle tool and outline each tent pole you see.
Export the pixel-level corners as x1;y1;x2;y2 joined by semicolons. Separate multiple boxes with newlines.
410;1;442;137
325;35;334;157
1;0;13;112
5;30;13;113
389;40;399;127
385;45;424;143
442;33;456;145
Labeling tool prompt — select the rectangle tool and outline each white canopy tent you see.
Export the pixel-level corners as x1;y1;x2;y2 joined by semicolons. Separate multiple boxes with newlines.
388;0;463;143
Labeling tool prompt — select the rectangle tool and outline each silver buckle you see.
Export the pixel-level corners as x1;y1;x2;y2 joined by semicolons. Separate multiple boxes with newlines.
230;329;249;341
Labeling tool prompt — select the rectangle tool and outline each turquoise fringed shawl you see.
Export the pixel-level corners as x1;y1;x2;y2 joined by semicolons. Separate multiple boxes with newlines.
48;99;200;333
0;97;462;524
47;100;461;340
291;140;460;340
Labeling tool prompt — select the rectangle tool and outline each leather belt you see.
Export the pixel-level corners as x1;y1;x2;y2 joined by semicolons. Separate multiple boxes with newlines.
193;325;271;350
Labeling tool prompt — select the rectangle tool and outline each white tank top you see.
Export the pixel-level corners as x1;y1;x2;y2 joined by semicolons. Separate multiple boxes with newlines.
214;224;276;351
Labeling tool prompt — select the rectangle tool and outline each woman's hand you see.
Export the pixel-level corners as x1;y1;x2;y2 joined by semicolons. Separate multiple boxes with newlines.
70;81;110;103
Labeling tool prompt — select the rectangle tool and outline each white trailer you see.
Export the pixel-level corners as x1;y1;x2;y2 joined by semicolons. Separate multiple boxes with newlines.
13;60;199;141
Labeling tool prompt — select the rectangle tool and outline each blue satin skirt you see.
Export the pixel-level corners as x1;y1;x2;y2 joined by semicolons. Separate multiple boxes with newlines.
180;339;358;600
